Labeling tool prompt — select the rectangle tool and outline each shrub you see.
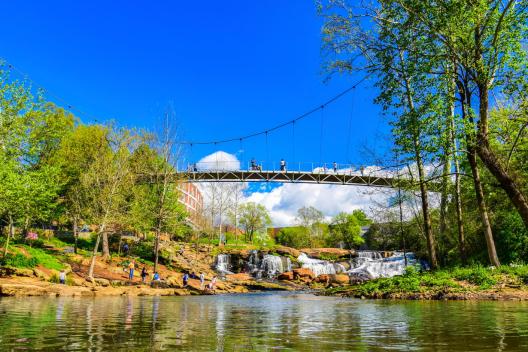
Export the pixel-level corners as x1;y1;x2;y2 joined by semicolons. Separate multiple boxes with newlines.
0;253;39;268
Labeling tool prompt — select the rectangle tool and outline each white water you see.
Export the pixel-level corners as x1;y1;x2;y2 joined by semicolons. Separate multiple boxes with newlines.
215;254;233;274
348;251;416;280
297;253;340;277
260;255;291;278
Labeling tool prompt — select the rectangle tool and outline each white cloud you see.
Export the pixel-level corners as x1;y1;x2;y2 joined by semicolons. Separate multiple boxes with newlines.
197;150;240;170
195;151;440;227
244;183;393;227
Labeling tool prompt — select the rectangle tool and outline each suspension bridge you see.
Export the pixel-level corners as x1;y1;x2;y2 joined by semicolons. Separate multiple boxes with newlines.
140;160;439;190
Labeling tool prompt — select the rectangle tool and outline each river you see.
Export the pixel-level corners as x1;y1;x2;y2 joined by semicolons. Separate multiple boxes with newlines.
0;292;527;351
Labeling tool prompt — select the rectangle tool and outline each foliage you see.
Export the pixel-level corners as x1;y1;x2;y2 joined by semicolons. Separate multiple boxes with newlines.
327;264;528;298
327;212;366;249
238;202;272;242
0;253;39;268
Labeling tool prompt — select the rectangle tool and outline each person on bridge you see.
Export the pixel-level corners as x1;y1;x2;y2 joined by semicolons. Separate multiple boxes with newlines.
193;163;198;172
251;158;257;170
333;161;337;173
280;158;286;172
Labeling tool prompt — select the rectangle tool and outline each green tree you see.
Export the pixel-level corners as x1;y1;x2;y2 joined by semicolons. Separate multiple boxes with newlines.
238;202;271;242
328;212;365;249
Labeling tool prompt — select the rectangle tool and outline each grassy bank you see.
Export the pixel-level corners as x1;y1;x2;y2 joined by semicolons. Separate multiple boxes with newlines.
325;265;528;300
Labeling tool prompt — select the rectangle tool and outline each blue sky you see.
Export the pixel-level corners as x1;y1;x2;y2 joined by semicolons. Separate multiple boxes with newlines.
1;1;396;224
1;1;390;168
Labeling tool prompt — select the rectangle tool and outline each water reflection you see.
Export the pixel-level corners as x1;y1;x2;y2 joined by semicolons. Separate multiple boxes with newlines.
0;293;527;351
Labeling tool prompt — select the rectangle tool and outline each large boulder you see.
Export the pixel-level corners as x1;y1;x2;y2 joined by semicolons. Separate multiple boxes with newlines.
314;274;350;285
275;246;301;258
333;274;350;285
293;268;315;280
278;271;294;281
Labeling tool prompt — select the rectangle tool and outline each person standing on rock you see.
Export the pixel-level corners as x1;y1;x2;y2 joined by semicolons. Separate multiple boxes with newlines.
209;276;217;292
199;272;205;290
141;267;148;284
183;272;189;287
128;260;135;281
59;270;66;285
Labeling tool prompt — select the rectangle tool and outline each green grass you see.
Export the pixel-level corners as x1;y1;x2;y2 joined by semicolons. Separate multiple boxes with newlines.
326;264;528;298
1;245;65;271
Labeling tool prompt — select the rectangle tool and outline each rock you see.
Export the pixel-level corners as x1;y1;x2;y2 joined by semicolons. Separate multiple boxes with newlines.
315;274;331;284
166;275;183;288
275;246;301;258
314;274;350;285
300;248;354;260
278;272;294;281
0;266;34;277
337;261;351;270
293;268;315;280
243;281;291;291
334;274;350;285
33;268;51;280
0;284;49;296
226;273;252;282
94;278;110;287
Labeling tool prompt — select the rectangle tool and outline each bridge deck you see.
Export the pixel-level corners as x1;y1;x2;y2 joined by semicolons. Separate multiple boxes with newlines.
175;170;409;188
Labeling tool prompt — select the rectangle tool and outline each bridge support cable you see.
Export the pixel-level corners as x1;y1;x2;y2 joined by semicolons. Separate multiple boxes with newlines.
319;106;325;169
346;87;356;165
292;121;296;171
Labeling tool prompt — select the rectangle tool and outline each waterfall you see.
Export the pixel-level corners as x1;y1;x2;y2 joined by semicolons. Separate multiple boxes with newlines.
248;250;260;274
297;253;338;277
215;254;233;274
259;254;290;279
348;251;416;280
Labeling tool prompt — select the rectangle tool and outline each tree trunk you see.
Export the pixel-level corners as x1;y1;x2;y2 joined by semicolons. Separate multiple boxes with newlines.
3;217;14;257
476;86;528;228
459;81;500;267
153;229;160;274
73;217;79;254
452;133;466;264
416;154;438;269
88;231;103;279
439;155;450;239
467;146;500;267
102;232;110;259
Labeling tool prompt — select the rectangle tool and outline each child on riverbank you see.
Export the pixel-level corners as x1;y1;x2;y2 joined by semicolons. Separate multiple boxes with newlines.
59;270;66;285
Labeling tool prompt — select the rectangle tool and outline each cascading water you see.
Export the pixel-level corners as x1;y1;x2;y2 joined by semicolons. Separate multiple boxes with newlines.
248;250;260;274
297;253;338;277
215;254;233;274
348;251;416;280
260;255;288;278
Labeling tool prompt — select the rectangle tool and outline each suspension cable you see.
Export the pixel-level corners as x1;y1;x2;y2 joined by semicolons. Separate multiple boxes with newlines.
320;106;324;166
181;73;372;145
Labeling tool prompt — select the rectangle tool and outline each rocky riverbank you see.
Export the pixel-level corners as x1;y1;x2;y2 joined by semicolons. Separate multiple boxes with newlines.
0;243;340;297
322;265;528;301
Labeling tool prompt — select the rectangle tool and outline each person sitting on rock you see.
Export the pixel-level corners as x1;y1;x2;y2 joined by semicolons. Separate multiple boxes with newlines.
183;272;189;287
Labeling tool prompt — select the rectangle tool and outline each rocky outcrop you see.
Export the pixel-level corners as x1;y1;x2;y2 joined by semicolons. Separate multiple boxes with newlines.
274;246;301;258
300;248;354;260
314;274;350;285
293;268;315;280
278;272;294;281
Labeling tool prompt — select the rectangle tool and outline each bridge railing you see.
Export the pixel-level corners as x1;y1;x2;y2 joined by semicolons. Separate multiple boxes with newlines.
177;160;401;178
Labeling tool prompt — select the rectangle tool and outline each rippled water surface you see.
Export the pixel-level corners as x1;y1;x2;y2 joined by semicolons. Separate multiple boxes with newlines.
1;292;528;351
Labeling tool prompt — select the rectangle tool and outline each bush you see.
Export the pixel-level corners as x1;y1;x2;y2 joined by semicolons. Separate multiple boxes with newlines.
0;253;39;268
276;227;310;248
451;266;498;288
24;246;64;271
